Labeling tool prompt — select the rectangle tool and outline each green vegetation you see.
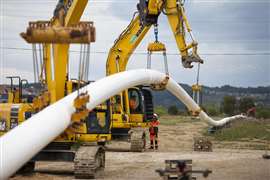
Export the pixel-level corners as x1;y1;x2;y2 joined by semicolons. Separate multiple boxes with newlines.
239;97;255;112
168;105;179;115
206;120;270;141
221;96;236;115
159;115;182;125
159;115;199;125
203;104;220;116
154;105;167;116
256;107;270;119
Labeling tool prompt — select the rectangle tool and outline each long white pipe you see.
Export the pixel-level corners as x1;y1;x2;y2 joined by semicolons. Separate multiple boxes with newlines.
0;69;245;179
166;79;245;126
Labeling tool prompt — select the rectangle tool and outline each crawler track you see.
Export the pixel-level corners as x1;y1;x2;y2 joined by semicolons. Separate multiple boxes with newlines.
74;145;105;179
130;129;146;152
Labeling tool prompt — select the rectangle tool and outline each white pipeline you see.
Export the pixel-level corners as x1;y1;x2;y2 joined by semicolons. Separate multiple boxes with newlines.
166;79;246;126
0;69;245;179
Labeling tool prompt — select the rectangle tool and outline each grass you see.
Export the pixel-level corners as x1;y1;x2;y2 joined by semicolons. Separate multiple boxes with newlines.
159;115;199;125
205;120;270;141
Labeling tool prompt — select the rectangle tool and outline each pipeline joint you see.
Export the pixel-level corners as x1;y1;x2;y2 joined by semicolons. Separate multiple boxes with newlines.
151;75;170;91
189;108;202;117
71;92;90;127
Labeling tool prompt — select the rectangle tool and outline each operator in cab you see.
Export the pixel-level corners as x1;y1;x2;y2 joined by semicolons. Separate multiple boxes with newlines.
129;96;138;113
149;113;160;150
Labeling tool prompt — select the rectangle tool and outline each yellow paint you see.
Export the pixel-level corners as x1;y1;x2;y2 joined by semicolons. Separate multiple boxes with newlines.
165;0;188;57
53;44;69;100
52;0;88;101
106;0;201;131
44;44;53;94
148;0;159;15
65;0;88;26
67;81;73;94
76;134;111;142
8;90;20;103
106;15;151;75
192;84;202;92
147;41;166;52
0;103;34;136
130;114;144;123
0;104;12;132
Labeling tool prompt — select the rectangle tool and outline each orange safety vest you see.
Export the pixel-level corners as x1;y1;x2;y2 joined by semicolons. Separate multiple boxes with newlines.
150;120;160;127
149;120;160;134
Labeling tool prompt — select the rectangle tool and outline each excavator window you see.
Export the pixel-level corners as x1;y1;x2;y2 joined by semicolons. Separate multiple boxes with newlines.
111;95;122;114
128;89;143;114
86;100;111;134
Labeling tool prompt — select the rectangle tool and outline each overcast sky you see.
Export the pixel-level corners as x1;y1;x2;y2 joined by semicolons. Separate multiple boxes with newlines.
0;0;269;87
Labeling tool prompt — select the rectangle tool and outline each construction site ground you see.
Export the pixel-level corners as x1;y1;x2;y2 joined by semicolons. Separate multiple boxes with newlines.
12;116;270;180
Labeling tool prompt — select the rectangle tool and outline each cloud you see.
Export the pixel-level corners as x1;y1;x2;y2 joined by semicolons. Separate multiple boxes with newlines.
0;0;269;87
1;67;34;84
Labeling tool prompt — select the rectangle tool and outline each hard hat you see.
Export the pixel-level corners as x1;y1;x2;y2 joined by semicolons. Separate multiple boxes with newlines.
153;113;158;120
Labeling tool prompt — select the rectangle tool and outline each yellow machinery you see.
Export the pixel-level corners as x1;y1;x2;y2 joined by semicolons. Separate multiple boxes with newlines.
106;0;203;151
0;0;203;177
0;0;108;178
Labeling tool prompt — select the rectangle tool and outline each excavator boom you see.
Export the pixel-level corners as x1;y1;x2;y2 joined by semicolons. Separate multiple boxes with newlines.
106;0;203;76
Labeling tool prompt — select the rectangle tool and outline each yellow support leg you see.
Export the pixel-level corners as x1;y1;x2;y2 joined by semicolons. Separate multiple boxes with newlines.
53;44;69;100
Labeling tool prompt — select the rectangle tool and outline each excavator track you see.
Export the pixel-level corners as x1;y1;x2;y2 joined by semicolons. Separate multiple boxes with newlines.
130;128;146;152
74;145;105;179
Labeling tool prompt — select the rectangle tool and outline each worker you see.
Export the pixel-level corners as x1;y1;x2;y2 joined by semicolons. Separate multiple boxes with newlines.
247;106;256;117
129;96;138;113
149;113;160;150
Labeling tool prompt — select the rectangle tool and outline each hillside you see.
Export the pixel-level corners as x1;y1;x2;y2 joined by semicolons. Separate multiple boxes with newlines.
1;84;270;108
152;84;270;109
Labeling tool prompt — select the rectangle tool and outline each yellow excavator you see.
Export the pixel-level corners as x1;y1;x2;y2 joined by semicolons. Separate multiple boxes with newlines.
107;0;203;151
0;0;203;178
1;0;109;178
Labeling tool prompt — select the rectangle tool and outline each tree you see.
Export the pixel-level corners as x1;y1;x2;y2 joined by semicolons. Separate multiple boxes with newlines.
204;104;220;116
221;96;236;115
256;107;270;119
168;105;179;115
239;97;255;113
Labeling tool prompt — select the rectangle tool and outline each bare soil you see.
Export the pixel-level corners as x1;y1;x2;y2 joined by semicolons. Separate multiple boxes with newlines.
12;118;270;180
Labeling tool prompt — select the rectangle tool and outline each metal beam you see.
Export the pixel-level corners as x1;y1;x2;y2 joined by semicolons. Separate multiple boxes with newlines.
53;0;88;100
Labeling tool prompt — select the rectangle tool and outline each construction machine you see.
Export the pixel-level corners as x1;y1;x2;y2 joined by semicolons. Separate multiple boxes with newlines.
106;0;203;151
0;0;203;178
0;0;109;178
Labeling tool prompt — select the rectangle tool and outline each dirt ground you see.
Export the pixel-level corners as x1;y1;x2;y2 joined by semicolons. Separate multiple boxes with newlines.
12;118;270;180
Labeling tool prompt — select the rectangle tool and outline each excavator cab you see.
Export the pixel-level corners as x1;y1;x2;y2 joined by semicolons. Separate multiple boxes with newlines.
6;76;22;103
0;77;35;136
6;76;33;104
110;87;154;139
128;87;154;123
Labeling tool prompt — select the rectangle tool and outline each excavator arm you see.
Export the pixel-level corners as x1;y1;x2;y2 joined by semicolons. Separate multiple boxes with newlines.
106;15;152;75
106;0;203;75
165;0;203;68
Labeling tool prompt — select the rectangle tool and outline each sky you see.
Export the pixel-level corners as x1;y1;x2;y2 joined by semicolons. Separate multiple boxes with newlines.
0;0;269;87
